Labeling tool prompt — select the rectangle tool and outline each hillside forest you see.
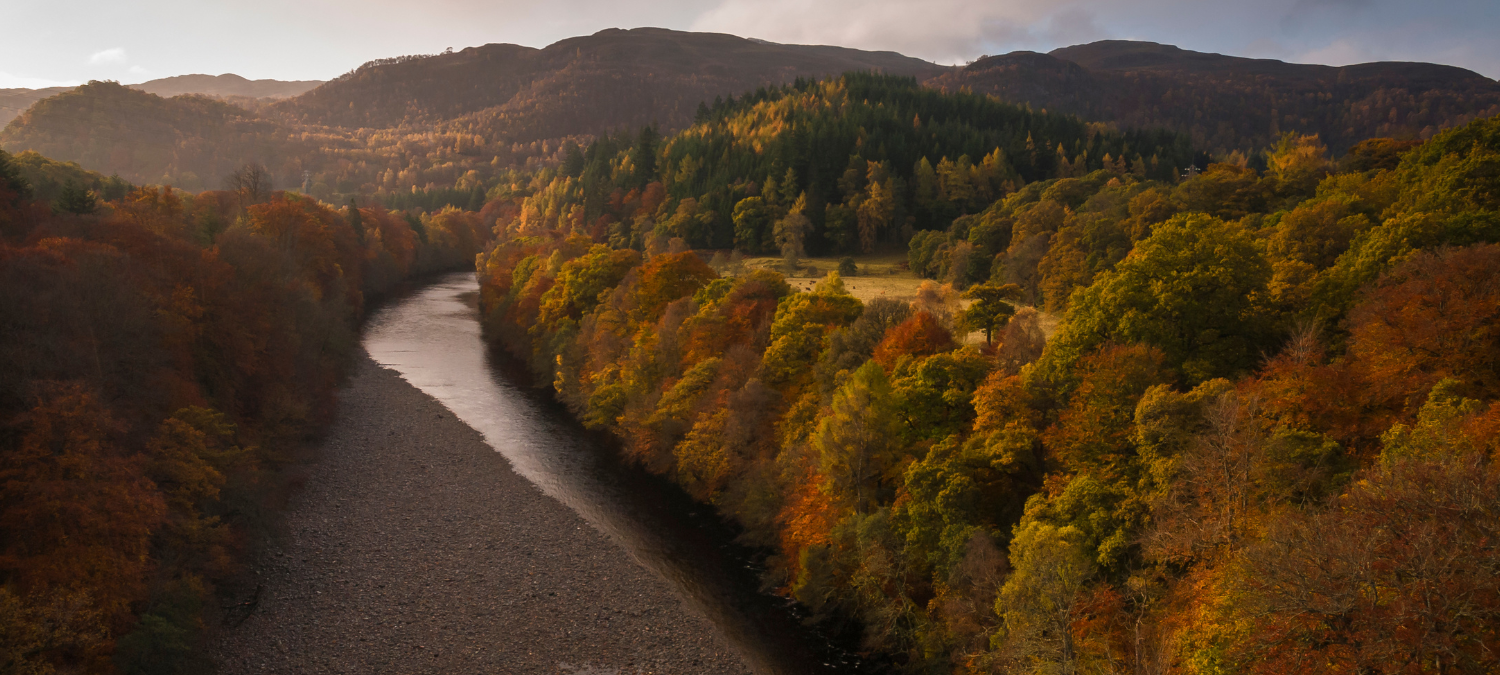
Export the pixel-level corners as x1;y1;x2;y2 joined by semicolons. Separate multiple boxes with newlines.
0;149;493;672
474;75;1500;673
3;30;1499;210
0;53;1496;675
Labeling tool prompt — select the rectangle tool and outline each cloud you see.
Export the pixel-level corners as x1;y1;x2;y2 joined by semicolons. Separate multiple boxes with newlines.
1295;37;1372;66
1;0;1494;85
0;71;81;89
1038;7;1109;47
690;0;1116;65
1243;38;1294;60
89;47;127;65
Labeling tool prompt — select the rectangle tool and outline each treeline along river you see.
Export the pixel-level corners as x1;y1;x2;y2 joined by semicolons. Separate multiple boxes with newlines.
361;271;876;674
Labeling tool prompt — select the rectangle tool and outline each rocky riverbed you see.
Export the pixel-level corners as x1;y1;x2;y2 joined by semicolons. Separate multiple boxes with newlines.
210;354;753;674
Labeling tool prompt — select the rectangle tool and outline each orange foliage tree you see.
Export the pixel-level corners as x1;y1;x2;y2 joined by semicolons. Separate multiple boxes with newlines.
872;311;955;370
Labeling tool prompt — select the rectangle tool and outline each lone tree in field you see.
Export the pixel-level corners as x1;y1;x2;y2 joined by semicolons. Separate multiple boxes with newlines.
960;282;1024;345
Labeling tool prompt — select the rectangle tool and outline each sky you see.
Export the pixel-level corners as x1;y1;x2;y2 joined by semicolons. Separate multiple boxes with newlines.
2;0;1497;89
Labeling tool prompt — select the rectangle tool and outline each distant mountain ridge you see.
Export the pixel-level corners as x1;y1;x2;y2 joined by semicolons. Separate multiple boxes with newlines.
1050;40;1490;82
0;74;323;129
131;73;322;99
277;27;946;135
0;82;307;189
0;87;71;130
930;40;1500;153
5;31;1500;192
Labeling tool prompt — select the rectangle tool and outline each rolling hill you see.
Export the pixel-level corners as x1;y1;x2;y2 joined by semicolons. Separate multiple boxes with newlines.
2;28;952;191
6;31;1500;194
0;81;314;189
276;27;947;135
131;73;322;99
929;40;1500;154
0;87;73;129
0;74;324;129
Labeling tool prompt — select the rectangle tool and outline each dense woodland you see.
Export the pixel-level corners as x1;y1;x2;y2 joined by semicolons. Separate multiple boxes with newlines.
0;150;492;673
505;74;1191;258
475;77;1500;673
1;41;1498;673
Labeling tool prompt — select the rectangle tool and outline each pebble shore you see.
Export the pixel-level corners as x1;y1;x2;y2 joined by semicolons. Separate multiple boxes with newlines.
210;354;753;674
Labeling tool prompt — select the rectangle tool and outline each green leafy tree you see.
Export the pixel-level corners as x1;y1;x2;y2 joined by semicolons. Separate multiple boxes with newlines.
1312;115;1500;315
732;196;771;254
890;348;994;442
813;361;904;512
1038;213;1273;387
996;522;1095;674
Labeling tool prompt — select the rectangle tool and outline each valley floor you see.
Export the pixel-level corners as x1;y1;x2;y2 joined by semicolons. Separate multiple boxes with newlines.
210;354;750;674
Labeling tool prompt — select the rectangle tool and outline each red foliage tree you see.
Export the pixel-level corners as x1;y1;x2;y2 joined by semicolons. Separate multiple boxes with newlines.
1346;244;1500;415
0;383;165;630
1046;343;1170;476
872;311;955;370
1229;453;1500;674
633;251;717;322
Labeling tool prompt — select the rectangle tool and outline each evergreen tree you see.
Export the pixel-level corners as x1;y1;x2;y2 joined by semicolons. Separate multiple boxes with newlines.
347;198;365;243
632;125;660;188
54;180;98;215
0;149;33;205
561;141;586;178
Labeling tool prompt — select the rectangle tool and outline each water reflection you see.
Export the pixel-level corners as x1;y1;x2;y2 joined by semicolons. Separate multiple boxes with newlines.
363;272;870;675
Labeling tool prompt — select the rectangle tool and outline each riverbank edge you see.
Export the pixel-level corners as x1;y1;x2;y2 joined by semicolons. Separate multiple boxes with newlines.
208;352;754;673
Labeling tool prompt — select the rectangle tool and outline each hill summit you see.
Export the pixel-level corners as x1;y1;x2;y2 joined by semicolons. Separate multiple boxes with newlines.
932;39;1500;153
276;27;946;135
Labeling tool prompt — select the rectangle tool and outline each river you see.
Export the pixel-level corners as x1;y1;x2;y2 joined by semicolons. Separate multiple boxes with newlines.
362;271;876;675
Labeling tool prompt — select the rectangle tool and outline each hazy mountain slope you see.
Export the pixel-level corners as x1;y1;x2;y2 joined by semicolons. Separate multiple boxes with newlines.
930;40;1500;154
0;87;72;129
7;149;133;202
0;81;310;188
279;27;947;135
131;73;323;99
10;33;1500;194
0;75;323;129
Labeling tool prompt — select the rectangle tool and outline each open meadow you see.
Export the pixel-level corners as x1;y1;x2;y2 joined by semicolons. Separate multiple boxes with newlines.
735;253;1061;341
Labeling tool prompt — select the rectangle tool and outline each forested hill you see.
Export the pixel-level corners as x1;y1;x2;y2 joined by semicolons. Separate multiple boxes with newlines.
0;74;323;129
551;73;1190;255
0;144;496;673
476;105;1500;673
5;32;1498;203
0;82;328;190
931;40;1500;155
0;87;72;130
276;27;946;134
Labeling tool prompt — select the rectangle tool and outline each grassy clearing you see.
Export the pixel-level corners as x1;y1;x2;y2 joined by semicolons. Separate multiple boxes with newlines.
739;253;926;304
727;253;1063;343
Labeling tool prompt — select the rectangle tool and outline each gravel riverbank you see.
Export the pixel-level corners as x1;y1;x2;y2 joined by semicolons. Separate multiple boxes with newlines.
210;353;753;674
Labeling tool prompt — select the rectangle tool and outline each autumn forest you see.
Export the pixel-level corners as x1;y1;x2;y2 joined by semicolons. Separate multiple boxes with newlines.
2;25;1499;675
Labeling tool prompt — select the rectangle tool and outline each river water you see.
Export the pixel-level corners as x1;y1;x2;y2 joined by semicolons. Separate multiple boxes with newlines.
362;271;873;675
